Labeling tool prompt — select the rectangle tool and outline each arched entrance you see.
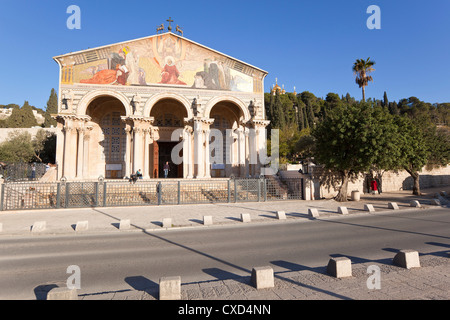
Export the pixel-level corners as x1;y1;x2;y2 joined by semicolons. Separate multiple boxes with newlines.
85;95;127;179
150;98;188;178
209;101;243;177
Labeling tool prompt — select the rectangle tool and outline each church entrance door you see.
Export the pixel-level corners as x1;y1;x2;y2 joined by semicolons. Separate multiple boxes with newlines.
158;141;182;178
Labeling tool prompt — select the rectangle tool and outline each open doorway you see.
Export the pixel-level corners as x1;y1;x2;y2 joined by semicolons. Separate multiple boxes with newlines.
158;141;183;178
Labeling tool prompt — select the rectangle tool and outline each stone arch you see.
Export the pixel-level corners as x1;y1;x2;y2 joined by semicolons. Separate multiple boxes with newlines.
77;90;132;117
143;92;194;119
204;96;251;122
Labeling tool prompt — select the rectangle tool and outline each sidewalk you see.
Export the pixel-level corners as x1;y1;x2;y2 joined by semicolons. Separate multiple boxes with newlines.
1;187;449;301
0;187;448;236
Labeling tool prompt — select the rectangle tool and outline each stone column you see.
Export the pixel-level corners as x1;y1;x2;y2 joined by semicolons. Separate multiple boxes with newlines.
184;128;193;178
63;123;77;180
143;128;150;179
133;127;143;174
76;126;84;179
193;119;203;178
83;126;92;178
204;129;211;178
237;127;246;177
124;125;132;178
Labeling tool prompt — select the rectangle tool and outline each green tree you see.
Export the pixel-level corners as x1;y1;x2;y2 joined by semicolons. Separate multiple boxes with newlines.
395;115;450;195
5;101;38;128
352;58;376;102
0;131;35;163
271;90;285;129
44;88;58;128
312;102;398;201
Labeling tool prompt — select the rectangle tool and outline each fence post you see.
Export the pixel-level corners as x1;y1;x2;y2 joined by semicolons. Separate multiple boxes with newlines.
103;182;107;207
65;182;70;208
0;183;4;211
227;179;231;203
177;181;181;205
264;179;267;202
157;181;162;205
257;179;261;202
56;183;61;209
94;182;99;207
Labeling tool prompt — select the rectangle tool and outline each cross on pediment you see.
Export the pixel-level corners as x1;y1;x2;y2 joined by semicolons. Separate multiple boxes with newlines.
166;17;174;31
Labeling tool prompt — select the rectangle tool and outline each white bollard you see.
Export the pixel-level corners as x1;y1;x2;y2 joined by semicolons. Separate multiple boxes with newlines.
327;257;352;278
338;206;348;215
46;287;78;300
162;218;172;228
388;202;399;210
430;199;441;206
203;216;213;226
393;250;420;269
251;266;274;289
159;276;181;300
410;200;421;208
364;204;375;212
0;222;3;232
119;219;131;230
308;208;319;218
75;221;88;231
31;221;46;233
241;213;251;223
276;211;286;220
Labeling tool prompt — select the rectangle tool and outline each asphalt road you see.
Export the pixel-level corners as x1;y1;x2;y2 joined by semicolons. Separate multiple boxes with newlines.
0;207;449;299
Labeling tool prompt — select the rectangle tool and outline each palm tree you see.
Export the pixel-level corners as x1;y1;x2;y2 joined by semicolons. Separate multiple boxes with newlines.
352;58;375;102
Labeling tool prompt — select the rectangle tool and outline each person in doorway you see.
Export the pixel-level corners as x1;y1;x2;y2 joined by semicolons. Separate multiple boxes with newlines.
163;162;170;178
370;179;378;195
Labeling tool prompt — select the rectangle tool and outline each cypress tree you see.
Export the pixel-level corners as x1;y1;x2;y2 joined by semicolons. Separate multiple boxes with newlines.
44;88;58;127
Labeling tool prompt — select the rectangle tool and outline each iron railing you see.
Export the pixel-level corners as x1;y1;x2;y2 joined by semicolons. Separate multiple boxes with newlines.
0;177;303;211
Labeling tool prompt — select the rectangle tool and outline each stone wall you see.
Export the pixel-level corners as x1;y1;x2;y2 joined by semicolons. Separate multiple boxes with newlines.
0;127;57;143
310;165;450;199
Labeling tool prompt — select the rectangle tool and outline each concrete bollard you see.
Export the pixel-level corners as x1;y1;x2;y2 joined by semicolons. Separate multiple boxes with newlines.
75;221;89;231
119;219;131;230
410;200;421;208
430;199;441;206
241;213;251;223
251;266;274;289
308;208;319;218
351;190;360;201
159;276;181;300
162;218;172;228
0;222;3;232
31;221;46;233
46;287;78;300
388;202;399;210
364;204;375;212
203;216;213;226
338;206;348;215
393;249;420;269
276;211;286;220
327;257;352;278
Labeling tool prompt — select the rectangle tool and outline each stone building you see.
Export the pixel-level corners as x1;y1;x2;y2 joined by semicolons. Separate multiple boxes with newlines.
52;30;269;180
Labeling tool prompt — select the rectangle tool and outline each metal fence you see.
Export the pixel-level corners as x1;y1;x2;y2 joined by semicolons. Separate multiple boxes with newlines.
0;162;50;182
0;177;303;211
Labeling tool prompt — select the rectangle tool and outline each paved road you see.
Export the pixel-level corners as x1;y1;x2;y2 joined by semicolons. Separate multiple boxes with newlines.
1;207;449;300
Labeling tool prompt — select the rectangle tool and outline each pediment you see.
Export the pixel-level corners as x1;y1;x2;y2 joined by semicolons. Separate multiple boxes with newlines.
54;32;267;93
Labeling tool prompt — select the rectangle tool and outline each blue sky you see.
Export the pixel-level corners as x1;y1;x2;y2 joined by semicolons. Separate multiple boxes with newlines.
0;0;449;111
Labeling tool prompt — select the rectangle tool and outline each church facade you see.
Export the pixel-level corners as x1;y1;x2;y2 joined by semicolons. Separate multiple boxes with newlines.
52;31;269;180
